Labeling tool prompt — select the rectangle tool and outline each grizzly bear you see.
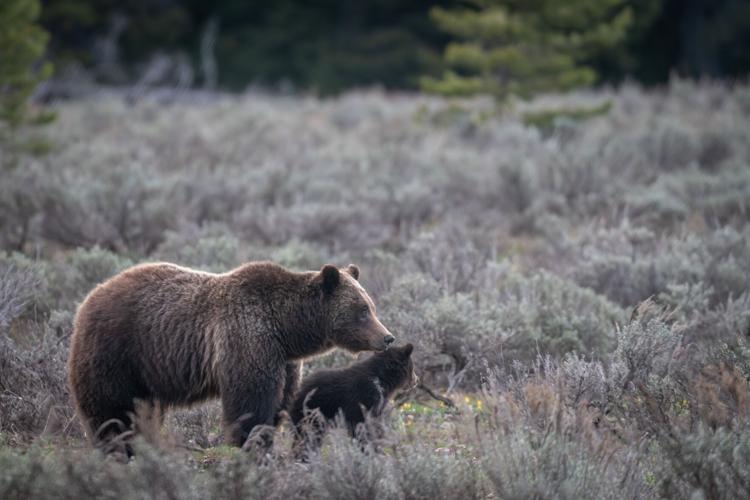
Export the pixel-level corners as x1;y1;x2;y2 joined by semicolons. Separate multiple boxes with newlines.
67;261;394;452
289;342;417;453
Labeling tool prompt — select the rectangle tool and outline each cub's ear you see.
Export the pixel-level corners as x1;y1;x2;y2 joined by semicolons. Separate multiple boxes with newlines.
320;264;340;293
402;343;414;357
346;264;360;281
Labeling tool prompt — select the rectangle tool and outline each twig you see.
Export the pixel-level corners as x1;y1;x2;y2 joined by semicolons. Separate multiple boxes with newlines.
417;383;456;407
176;443;205;452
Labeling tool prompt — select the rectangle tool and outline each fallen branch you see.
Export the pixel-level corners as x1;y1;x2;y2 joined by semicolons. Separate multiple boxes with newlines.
417;383;456;408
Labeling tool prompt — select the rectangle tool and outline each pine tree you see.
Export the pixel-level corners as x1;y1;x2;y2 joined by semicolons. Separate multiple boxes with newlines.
0;0;51;127
422;0;633;100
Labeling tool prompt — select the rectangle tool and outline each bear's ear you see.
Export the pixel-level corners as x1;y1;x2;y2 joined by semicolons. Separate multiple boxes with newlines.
346;264;360;281
402;343;414;357
320;264;340;293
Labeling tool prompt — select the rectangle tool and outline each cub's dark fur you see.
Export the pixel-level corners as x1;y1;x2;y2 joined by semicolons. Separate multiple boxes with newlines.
289;343;417;450
67;261;394;453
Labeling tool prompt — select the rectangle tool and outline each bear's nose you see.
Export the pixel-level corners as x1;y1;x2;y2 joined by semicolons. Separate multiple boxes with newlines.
384;335;395;347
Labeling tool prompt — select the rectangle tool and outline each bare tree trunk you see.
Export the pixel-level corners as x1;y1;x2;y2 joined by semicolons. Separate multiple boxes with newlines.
201;17;219;90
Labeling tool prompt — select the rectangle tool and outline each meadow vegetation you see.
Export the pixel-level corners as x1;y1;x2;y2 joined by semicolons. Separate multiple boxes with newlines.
1;80;749;498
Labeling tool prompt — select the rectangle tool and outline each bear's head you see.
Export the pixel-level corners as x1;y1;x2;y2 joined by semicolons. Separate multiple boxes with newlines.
373;342;418;391
315;263;395;353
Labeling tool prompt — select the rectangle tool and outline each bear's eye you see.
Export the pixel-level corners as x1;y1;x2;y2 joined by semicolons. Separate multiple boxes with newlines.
358;308;370;323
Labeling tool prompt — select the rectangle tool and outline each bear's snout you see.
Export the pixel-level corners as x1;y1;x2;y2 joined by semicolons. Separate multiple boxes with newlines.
362;316;396;351
368;333;394;351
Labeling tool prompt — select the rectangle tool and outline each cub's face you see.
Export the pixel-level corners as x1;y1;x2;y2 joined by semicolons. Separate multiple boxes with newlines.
375;342;418;390
393;343;418;390
316;264;395;353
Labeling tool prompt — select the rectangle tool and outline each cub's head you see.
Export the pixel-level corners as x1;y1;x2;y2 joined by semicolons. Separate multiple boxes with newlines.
376;342;418;391
314;263;395;353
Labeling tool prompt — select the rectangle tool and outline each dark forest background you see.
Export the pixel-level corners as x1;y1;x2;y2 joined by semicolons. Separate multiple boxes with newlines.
41;0;750;94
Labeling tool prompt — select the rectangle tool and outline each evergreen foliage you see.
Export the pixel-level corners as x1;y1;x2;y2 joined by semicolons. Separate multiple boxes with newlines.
422;0;633;99
0;0;51;127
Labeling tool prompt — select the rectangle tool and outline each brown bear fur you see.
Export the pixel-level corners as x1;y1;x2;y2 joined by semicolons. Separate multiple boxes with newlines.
67;261;394;451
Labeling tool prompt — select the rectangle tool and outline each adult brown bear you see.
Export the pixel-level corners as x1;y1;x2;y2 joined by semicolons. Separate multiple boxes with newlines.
66;261;393;452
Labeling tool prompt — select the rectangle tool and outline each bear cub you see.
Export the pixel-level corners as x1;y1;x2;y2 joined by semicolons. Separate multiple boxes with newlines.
289;343;417;452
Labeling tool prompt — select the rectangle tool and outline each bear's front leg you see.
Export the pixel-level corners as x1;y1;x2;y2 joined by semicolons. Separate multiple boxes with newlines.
221;362;285;448
275;361;302;426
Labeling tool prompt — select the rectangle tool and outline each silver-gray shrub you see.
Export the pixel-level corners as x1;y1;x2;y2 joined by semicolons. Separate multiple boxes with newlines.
480;429;649;500
0;263;41;333
380;268;625;387
39;162;179;254
0;253;48;327
45;246;133;312
626;165;750;225
155;223;244;272
570;224;750;313
0;318;72;436
608;308;685;395
497;271;625;363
